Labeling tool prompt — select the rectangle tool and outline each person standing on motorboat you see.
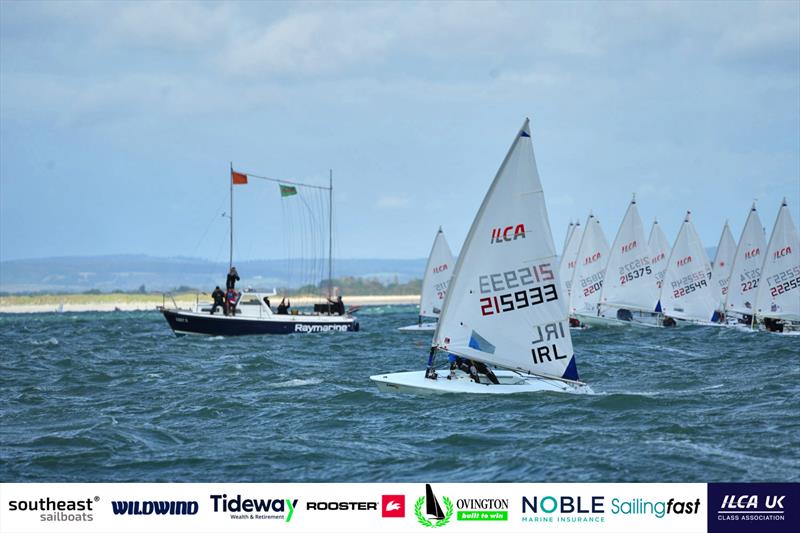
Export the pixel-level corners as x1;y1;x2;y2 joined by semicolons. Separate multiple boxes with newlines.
277;297;291;315
327;295;345;315
226;288;238;316
263;296;271;310
211;286;225;315
226;266;240;290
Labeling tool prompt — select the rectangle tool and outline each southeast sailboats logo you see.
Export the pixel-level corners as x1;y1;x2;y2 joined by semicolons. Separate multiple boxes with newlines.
415;484;453;528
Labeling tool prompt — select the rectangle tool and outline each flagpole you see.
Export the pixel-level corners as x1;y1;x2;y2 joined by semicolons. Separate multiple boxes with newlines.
328;169;333;300
229;161;233;271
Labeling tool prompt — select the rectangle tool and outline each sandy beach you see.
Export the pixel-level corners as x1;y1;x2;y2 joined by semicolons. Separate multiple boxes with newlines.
0;294;419;314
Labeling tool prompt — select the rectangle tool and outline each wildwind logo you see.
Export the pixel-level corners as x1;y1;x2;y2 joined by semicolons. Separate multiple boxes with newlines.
415;484;453;528
111;500;198;516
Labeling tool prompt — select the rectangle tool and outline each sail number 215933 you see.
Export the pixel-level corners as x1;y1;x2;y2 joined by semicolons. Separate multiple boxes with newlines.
477;263;558;316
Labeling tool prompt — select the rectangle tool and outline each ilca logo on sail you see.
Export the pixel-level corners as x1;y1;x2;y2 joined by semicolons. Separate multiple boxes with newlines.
415;484;453;528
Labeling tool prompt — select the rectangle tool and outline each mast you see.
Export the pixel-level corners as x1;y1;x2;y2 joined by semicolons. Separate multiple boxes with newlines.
328;169;333;300
229;161;234;270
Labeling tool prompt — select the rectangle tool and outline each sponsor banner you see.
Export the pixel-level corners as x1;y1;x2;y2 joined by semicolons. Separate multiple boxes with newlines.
707;483;798;533
0;482;754;533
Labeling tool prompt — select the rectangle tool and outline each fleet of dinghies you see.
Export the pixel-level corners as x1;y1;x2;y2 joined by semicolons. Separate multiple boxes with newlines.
556;199;799;332
372;119;797;396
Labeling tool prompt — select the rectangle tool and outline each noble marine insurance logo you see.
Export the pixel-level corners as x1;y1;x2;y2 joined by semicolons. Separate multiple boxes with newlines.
521;494;701;525
415;485;453;527
7;496;99;522
209;493;297;522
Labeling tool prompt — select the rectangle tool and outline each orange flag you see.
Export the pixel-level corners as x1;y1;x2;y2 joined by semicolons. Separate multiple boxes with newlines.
231;170;248;185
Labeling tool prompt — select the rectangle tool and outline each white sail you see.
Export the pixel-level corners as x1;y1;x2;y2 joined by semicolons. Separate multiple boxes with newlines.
648;220;670;297
659;212;716;323
419;227;455;318
433;119;579;382
558;221;583;298
599;196;659;313
755;199;800;321
725;204;767;316
561;221;575;257
710;221;737;310
568;213;610;315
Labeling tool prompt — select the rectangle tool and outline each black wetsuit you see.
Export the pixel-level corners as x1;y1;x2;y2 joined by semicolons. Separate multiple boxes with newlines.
226;272;240;290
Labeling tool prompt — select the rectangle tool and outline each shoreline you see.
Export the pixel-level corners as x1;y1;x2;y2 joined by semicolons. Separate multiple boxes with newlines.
0;294;419;314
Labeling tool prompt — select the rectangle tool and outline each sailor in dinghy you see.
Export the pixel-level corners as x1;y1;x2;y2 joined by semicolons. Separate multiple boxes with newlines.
371;119;591;395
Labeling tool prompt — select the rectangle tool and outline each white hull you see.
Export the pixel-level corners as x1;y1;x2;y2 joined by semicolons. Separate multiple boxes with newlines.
370;369;591;396
575;312;660;328
398;322;437;332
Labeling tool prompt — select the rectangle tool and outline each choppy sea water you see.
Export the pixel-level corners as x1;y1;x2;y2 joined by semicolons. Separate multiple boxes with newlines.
1;306;798;483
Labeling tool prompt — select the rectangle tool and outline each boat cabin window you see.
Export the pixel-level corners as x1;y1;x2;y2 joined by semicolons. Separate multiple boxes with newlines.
240;297;262;306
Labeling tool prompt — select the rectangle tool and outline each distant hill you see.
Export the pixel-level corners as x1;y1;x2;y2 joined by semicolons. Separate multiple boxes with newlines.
0;247;719;294
0;255;426;293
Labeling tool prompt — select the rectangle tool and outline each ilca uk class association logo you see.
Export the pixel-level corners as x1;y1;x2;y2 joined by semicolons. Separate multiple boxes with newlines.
415;484;453;528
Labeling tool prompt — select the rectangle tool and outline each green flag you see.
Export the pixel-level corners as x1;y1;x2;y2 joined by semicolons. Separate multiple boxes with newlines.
279;184;298;197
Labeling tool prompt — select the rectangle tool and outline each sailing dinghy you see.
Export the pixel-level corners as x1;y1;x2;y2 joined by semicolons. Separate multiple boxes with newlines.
648;219;670;310
588;195;660;327
710;221;737;314
724;203;767;325
569;213;610;326
658;212;719;326
558;221;583;302
371;119;590;395
754;198;800;332
399;227;455;332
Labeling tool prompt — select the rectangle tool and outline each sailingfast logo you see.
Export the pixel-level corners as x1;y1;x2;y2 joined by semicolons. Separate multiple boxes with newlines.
491;224;526;244
111;500;198;516
209;494;297;522
521;495;700;523
415;485;454;528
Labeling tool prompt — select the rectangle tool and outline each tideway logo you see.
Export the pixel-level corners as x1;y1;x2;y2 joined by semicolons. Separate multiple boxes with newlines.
111;500;198;516
7;496;99;522
210;494;297;522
